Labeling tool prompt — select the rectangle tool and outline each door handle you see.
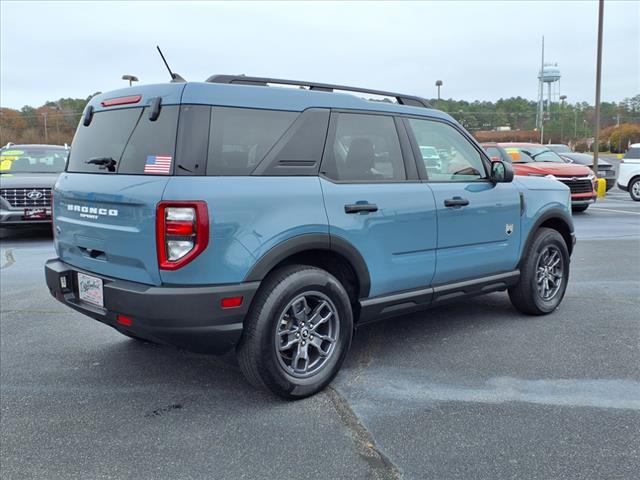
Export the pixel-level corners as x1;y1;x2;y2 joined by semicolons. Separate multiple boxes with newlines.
344;203;378;214
444;197;469;208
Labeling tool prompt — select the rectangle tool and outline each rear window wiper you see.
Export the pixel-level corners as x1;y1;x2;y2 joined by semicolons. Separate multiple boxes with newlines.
86;157;117;172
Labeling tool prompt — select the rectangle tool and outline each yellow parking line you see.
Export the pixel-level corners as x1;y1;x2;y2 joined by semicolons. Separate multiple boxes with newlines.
590;207;640;215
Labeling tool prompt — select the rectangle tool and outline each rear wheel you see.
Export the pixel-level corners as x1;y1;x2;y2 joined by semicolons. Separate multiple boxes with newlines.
629;178;640;201
509;228;569;315
572;204;589;213
237;265;353;399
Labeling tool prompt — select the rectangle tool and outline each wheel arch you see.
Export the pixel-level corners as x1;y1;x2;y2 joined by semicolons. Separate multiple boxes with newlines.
244;233;371;302
520;209;575;266
628;175;640;197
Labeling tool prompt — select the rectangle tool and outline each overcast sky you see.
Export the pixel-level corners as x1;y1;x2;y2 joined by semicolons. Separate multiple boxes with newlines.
1;0;638;109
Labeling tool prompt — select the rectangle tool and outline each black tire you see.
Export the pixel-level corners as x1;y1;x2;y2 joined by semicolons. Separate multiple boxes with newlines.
572;204;589;213
237;265;353;399
629;177;640;201
509;227;570;315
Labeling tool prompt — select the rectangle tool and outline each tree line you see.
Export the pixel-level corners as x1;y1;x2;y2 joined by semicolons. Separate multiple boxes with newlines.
1;93;639;150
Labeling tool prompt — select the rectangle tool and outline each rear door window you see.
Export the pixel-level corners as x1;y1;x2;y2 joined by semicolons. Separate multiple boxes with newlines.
323;113;406;182
207;107;298;175
67;106;179;175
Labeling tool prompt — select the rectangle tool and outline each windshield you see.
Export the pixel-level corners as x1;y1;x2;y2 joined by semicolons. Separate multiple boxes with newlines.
0;147;68;173
548;144;571;154
509;146;565;163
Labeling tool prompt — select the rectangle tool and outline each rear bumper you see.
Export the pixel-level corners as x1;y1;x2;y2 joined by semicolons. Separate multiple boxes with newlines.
45;259;259;354
617;182;628;192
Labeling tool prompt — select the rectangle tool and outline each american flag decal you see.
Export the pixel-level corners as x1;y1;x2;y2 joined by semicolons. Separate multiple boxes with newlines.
144;155;172;174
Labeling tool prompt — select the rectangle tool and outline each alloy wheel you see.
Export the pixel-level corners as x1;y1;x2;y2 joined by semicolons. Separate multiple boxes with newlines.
274;291;340;379
535;245;564;301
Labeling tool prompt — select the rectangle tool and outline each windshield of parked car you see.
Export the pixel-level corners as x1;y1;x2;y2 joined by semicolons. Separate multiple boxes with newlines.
419;146;439;158
0;147;68;173
548;144;571;154
509;146;565;163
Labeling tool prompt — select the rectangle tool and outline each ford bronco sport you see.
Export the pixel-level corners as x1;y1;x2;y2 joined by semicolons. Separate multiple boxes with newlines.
45;76;575;398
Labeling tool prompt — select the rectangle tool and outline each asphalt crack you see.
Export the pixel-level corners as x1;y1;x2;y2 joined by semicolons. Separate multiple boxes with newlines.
326;386;402;480
144;403;183;418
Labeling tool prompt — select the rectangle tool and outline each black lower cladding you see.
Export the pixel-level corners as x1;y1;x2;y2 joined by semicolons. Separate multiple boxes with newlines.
44;259;259;354
358;270;521;324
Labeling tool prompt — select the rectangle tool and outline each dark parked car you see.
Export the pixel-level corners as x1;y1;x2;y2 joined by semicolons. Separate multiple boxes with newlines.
0;144;69;226
547;144;572;155
559;152;615;191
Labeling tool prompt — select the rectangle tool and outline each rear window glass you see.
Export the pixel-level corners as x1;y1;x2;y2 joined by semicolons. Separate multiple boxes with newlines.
67;106;179;174
207;107;297;175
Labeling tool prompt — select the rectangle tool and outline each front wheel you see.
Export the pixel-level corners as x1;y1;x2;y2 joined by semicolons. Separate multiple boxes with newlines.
237;265;353;399
509;228;570;315
629;178;640;201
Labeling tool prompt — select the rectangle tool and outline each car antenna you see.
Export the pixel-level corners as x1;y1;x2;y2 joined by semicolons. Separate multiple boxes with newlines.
156;46;186;83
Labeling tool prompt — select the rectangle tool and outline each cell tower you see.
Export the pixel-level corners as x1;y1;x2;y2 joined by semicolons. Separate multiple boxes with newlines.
536;37;561;142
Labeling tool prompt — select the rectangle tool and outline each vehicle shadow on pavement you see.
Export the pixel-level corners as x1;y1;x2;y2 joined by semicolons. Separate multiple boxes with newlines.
0;226;52;242
88;292;522;403
85;336;283;404
343;292;527;373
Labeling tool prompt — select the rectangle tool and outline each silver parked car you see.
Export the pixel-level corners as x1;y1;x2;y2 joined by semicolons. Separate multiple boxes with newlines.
0;144;68;226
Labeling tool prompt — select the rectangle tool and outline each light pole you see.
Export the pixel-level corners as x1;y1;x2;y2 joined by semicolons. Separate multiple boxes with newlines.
435;80;443;101
560;95;567;143
122;74;139;87
592;0;604;172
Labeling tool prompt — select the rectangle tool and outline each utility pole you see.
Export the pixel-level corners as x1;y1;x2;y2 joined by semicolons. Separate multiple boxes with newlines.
43;112;48;143
593;0;604;172
560;95;567;143
538;36;545;143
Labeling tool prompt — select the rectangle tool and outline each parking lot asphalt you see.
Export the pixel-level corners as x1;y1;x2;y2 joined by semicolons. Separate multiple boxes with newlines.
1;191;639;480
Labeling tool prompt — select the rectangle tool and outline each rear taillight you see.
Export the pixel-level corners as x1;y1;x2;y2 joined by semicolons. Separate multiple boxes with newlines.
156;201;209;270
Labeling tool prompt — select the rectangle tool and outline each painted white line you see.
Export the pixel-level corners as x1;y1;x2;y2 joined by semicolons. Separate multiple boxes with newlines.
590;207;640;215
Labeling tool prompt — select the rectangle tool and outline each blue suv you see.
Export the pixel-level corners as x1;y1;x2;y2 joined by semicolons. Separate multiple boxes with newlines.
45;76;575;398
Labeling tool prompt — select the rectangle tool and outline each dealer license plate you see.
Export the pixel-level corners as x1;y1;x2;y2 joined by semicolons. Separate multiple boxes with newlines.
23;208;48;220
77;272;104;307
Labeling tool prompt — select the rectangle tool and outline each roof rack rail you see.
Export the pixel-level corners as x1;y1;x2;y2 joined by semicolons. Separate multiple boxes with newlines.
205;74;431;108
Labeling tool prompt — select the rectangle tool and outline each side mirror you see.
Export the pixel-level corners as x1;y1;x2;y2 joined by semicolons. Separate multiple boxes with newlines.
490;160;514;183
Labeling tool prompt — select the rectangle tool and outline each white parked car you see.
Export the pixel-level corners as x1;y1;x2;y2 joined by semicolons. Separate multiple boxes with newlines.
617;143;640;201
